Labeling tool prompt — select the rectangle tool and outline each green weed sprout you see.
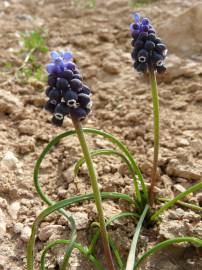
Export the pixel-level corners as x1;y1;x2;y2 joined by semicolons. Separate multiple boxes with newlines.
27;16;202;270
1;30;48;86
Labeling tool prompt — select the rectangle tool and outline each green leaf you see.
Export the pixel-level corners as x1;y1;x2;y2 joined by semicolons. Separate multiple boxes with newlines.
151;181;202;222
40;239;105;270
125;205;149;270
134;237;202;269
27;192;134;269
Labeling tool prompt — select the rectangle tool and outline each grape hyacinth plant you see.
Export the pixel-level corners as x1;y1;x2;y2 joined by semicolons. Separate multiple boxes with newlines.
27;16;202;270
130;13;167;206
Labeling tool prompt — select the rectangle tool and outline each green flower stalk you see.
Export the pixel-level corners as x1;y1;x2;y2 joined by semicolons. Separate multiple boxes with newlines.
72;118;116;270
149;67;159;206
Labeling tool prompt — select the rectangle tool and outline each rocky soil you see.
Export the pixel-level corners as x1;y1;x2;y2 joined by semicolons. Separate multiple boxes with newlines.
0;0;202;269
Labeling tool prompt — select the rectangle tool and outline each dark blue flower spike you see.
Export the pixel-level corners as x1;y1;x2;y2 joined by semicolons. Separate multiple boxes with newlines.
130;13;167;74
44;51;92;126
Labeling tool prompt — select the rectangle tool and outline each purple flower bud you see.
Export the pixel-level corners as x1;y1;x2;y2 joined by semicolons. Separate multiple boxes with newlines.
50;51;59;60
131;48;138;60
148;33;156;41
65;62;76;70
142;25;149;32
151;52;164;67
46;63;57;74
138;32;148;41
56;78;70;93
142;18;150;25
51;115;64;126
70;78;83;92
45;87;52;97
137;49;149;63
62;69;74;81
136;62;148;73
155;43;166;52
70;107;87;121
55;102;70;115
48;88;61;102
81;85;91;96
156;65;166;74
64;90;78;108
148;29;156;34
145;40;155;50
44;100;57;113
74;74;83;81
154;37;162;44
134;13;141;23
78;93;91;108
48;74;57;87
132;31;140;40
134;40;144;49
61;51;72;61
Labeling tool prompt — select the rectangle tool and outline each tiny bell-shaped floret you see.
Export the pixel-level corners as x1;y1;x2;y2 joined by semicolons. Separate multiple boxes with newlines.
51;115;64;126
78;93;91;108
44;99;57;113
137;49;148;63
70;107;87;121
48;88;61;102
80;85;91;96
151;52;164;67
64;90;78;108
70;78;83;92
48;74;57;87
62;69;74;81
55;102;70;116
56;78;70;94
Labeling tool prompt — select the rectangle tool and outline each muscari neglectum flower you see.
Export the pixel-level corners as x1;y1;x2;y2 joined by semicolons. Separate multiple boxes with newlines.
44;51;92;126
130;13;167;74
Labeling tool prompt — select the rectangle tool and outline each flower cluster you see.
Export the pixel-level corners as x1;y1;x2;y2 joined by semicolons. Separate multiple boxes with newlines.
44;51;92;126
130;13;167;73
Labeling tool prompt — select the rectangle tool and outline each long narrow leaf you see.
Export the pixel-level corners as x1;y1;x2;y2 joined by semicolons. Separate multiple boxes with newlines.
34;129;147;207
134;237;202;269
158;197;202;212
74;148;134;177
151;182;202;222
40;239;105;270
27;191;134;269
88;212;139;269
74;148;143;206
125;205;149;270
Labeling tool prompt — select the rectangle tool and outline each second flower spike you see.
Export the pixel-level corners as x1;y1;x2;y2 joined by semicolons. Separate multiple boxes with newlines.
44;51;92;126
130;13;167;74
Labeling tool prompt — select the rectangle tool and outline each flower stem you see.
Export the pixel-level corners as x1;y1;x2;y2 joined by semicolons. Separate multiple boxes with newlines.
72;119;116;270
149;67;159;206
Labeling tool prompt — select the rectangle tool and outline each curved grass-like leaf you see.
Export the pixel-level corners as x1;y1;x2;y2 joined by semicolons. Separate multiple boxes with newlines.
34;129;147;211
40;239;105;270
27;192;133;269
74;148;134;177
151;181;202;222
134;237;202;269
158;197;202;213
83;128;148;202
125;205;149;270
109;236;124;270
74;148;144;209
88;211;139;268
32;128;147;268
